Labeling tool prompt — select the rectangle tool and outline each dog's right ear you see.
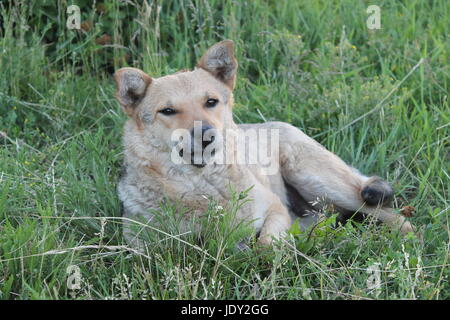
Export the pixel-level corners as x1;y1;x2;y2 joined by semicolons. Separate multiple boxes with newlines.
114;67;152;116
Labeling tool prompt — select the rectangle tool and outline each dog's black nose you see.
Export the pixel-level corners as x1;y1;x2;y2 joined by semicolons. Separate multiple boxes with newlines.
202;125;215;148
191;125;215;148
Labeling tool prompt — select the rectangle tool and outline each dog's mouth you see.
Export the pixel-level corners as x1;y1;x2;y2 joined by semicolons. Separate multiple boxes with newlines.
179;148;216;168
193;163;206;168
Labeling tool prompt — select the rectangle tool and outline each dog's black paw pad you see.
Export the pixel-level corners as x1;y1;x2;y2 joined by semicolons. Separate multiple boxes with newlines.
361;178;394;206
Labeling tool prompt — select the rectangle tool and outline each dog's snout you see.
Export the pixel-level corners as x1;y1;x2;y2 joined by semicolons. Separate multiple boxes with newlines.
187;123;219;167
191;124;216;148
202;125;215;147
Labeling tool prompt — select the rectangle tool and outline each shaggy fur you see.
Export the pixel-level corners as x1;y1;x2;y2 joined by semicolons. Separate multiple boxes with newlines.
115;40;414;248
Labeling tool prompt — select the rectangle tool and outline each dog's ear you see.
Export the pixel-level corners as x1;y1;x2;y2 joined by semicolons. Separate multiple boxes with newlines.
114;67;152;116
197;40;238;89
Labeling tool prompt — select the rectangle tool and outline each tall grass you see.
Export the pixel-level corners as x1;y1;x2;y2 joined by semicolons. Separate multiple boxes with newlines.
0;0;448;299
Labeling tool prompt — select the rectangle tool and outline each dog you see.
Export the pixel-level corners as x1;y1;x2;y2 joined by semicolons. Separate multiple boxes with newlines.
114;40;414;248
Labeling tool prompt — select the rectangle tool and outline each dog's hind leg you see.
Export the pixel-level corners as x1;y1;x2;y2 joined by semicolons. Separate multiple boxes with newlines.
265;122;414;234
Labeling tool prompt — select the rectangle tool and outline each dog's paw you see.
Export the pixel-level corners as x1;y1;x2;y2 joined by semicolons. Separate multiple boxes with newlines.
361;177;394;206
256;235;273;247
400;220;424;242
399;220;415;235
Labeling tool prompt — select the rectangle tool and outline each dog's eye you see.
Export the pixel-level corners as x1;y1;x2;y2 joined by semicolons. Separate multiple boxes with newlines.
205;98;219;108
158;108;177;116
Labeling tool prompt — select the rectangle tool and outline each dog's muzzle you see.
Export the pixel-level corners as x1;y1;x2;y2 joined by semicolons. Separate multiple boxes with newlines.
178;124;219;168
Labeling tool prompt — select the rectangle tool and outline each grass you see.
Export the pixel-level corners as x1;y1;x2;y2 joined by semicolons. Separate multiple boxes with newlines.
0;0;448;300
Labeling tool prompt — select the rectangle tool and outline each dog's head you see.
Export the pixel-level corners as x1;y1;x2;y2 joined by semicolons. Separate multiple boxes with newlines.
114;40;238;167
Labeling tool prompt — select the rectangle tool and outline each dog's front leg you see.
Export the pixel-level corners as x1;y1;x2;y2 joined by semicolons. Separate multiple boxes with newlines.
257;201;292;246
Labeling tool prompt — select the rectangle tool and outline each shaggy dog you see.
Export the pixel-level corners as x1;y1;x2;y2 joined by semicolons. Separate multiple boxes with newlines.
114;40;413;248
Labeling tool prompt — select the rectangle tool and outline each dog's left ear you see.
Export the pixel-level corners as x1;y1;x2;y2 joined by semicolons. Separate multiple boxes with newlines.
197;40;238;89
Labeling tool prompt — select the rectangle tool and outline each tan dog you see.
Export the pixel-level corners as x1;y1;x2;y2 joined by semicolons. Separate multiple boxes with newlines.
115;40;413;248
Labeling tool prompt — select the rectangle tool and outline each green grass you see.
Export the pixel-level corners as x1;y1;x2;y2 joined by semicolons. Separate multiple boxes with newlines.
0;0;448;299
